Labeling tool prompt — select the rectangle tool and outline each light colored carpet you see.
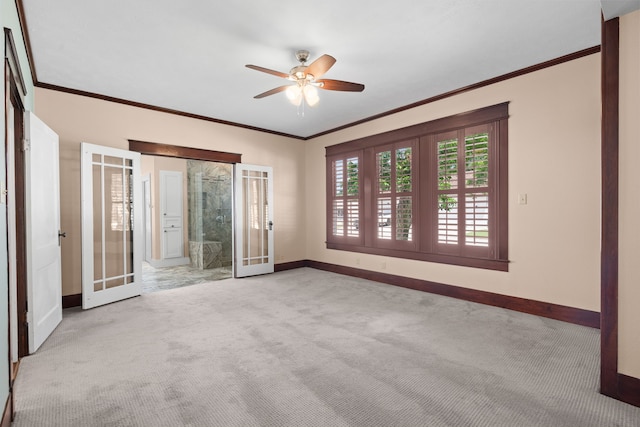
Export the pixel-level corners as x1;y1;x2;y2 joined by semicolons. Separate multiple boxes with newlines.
13;268;640;426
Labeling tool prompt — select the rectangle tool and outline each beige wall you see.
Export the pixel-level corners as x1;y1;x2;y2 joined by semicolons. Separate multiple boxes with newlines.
618;9;640;379
34;88;306;296
305;53;602;311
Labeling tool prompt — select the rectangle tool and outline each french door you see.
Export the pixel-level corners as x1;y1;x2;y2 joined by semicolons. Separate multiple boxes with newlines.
81;143;142;309
234;164;274;277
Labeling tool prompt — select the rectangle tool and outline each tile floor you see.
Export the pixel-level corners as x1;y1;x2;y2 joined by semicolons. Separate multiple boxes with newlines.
141;262;232;293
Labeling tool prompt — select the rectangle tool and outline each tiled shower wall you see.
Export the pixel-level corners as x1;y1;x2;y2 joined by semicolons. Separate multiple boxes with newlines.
187;160;233;267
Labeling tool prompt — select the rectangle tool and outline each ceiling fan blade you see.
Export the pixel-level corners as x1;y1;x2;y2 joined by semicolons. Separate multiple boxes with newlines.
317;79;365;92
245;64;290;79
305;54;336;79
254;85;291;99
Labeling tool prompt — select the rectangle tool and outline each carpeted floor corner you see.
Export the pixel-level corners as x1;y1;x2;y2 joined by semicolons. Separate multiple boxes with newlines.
12;268;640;426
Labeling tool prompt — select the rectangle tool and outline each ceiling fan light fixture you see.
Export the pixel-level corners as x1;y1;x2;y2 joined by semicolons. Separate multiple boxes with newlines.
286;85;303;106
303;84;319;107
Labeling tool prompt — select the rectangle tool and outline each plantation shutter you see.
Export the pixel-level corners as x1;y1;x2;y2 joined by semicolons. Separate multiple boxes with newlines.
371;139;417;250
433;124;493;258
326;152;362;245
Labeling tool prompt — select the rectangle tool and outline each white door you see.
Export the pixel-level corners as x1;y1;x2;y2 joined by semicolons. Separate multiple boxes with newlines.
24;112;62;353
160;170;183;259
234;164;274;277
81;143;142;309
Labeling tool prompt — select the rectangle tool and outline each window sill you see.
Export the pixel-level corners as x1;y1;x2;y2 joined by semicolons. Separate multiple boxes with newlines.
326;242;509;272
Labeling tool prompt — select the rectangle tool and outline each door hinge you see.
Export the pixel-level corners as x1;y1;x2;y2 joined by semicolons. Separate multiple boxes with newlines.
0;181;7;204
22;138;30;152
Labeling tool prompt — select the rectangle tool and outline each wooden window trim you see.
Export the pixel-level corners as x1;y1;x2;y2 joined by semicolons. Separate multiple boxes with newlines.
326;103;509;271
326;242;509;271
326;103;509;156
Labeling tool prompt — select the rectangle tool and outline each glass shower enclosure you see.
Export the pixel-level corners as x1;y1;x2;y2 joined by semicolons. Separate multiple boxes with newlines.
187;160;232;272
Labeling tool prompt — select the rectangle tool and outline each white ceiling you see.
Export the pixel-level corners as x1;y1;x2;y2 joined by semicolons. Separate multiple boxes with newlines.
21;1;613;139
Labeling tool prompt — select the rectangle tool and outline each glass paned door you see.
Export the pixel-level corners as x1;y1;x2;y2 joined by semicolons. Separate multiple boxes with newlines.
234;164;273;277
81;143;142;309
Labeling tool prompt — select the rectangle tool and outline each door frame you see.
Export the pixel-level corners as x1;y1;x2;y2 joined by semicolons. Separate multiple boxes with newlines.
5;30;29;363
128;140;242;273
142;174;152;262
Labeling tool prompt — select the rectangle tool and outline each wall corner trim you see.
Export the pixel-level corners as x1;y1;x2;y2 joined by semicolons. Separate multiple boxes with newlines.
600;14;621;400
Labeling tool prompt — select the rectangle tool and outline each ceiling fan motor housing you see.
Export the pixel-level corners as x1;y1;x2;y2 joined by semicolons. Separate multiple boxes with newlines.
290;65;313;81
295;49;310;63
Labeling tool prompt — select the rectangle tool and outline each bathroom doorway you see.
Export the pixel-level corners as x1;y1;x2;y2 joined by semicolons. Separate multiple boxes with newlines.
140;156;233;293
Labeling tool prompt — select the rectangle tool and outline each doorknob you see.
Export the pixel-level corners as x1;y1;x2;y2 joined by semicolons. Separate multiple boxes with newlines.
268;221;273;231
58;230;66;246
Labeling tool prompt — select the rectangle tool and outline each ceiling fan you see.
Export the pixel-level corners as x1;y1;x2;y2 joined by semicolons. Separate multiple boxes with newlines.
246;50;365;107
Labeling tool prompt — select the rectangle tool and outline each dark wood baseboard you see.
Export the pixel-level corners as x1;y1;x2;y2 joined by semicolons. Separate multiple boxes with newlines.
274;260;307;272
304;260;600;329
1;391;12;427
63;259;602;329
617;374;640;407
62;293;82;309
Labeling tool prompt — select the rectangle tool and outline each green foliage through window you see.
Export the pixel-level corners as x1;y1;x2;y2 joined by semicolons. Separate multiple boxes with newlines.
346;158;359;196
437;133;489;211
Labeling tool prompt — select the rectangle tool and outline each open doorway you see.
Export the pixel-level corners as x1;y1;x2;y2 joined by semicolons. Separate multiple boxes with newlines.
139;155;232;293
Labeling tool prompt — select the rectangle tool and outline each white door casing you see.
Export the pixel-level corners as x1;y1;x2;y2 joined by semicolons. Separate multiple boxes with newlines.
234;164;274;277
81;143;142;309
25;111;62;353
143;175;152;262
160;170;183;260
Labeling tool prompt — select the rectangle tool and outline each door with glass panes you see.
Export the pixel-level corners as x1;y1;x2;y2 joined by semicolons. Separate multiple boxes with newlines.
81;143;142;309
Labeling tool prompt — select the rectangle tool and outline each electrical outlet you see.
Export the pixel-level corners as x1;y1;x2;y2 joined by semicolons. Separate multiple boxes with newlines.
518;193;528;205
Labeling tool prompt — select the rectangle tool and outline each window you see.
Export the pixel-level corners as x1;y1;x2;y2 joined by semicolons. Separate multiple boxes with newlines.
326;103;508;271
109;170;133;232
370;140;417;250
326;152;363;244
